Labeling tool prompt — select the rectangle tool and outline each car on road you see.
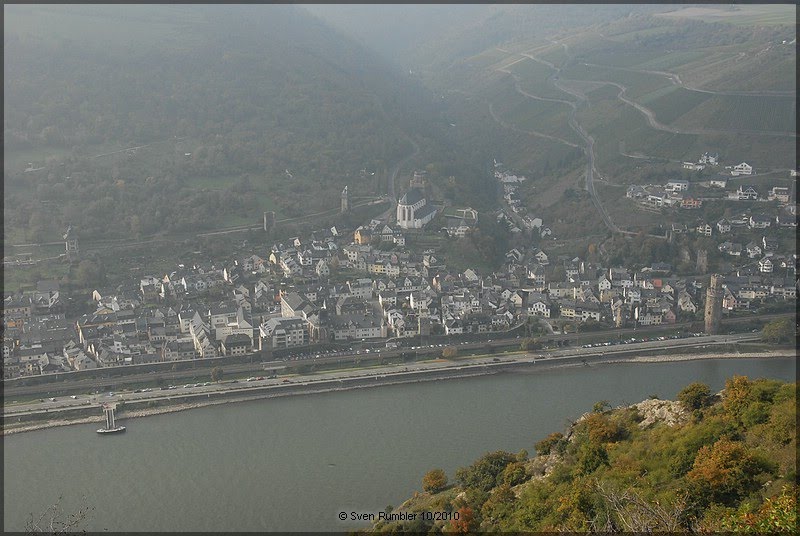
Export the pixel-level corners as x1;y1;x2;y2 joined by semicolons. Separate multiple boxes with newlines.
70;395;77;399
49;397;56;401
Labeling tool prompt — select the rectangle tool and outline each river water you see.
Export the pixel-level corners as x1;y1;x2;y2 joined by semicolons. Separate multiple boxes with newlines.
3;357;795;532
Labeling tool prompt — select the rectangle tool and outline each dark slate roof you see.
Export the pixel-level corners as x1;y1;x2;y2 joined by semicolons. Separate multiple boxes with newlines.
415;204;437;219
398;188;424;206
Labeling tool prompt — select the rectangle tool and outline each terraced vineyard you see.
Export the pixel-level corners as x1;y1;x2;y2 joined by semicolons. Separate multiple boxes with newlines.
492;83;582;147
670;93;797;133
507;58;575;101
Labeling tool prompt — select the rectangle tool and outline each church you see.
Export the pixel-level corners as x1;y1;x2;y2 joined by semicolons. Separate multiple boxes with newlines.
396;187;436;229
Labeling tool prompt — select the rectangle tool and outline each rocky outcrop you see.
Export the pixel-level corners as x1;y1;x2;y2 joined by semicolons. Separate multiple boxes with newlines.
630;398;689;428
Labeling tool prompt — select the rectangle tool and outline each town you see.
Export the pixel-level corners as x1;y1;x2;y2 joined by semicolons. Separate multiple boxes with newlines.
3;160;796;380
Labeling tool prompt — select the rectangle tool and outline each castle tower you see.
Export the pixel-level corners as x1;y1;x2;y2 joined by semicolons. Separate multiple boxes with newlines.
704;274;723;334
341;186;349;213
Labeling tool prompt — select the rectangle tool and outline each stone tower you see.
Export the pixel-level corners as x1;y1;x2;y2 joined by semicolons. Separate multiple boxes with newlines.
704;274;723;334
341;186;349;213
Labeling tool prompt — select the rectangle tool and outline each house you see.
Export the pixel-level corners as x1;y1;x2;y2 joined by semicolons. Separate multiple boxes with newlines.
354;227;372;245
762;236;778;252
716;219;731;233
731;162;753;176
666;179;690;192
677;291;697;313
768;187;790;204
745;242;762;259
709;177;728;188
680;197;702;209
736;185;758;200
758;257;773;274
682;162;704;171
696;223;713;236
259;317;309;349
699;152;719;166
220;333;253;356
526;294;551;318
748;215;771;229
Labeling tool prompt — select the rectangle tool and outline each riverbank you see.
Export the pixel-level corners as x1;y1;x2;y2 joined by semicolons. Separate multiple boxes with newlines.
3;349;794;436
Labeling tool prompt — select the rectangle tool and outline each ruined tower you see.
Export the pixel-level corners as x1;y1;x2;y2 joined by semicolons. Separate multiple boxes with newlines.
704;274;723;334
341;186;350;213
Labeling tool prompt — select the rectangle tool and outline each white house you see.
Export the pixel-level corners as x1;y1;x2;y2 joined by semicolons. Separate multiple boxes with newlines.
666;179;690;192
731;162;753;176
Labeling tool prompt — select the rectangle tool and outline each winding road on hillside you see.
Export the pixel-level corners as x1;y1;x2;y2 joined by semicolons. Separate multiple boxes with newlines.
582;73;797;139
504;49;619;233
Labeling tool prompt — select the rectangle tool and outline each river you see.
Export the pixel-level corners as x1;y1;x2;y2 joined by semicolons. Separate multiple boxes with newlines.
3;356;795;532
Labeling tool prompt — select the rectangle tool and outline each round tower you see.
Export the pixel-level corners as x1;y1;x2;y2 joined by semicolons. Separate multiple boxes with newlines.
704;274;723;334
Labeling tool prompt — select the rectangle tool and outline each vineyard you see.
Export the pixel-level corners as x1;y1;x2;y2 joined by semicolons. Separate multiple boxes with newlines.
671;94;797;133
493;86;582;147
508;58;575;101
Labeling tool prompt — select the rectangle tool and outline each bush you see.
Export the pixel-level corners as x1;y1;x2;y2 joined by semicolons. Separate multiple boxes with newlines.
535;432;565;456
761;318;794;344
455;451;517;492
442;346;458;359
422;469;448;493
677;382;713;410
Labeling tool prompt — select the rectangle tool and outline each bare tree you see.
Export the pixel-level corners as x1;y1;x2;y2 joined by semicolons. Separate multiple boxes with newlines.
594;481;694;532
25;495;93;534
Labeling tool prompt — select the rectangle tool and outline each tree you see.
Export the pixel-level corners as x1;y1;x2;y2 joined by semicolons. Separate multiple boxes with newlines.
535;432;565;456
592;400;611;413
422;468;448;493
455;451;517;492
584;413;624;444
26;495;94;533
677;382;713;410
211;367;224;382
686;438;771;506
761;318;794;344
442;346;458;359
446;506;477;534
577;442;609;475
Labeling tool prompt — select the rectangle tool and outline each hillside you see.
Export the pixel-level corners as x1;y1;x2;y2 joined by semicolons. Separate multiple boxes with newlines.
398;9;796;239
369;376;797;533
3;4;440;241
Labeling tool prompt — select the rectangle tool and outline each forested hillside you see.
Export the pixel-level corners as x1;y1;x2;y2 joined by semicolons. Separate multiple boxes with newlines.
3;5;439;240
370;376;797;533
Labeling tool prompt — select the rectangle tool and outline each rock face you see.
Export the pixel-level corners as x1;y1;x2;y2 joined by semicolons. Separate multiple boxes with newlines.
631;398;689;428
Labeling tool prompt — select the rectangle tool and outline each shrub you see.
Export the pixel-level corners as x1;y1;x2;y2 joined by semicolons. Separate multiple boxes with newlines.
422;469;448;493
677;382;713;410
